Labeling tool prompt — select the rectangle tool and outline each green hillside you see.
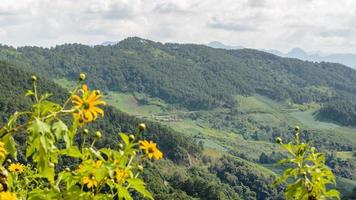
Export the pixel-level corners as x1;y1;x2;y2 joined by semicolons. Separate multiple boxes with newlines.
1;38;356;125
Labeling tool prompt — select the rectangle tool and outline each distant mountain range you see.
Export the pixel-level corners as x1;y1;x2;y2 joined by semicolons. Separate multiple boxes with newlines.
100;41;118;46
207;41;356;69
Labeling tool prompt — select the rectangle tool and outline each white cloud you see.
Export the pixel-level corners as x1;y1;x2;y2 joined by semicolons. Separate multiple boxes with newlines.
0;0;355;53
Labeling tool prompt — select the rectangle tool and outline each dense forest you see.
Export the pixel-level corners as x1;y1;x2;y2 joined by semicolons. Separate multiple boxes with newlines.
0;38;356;125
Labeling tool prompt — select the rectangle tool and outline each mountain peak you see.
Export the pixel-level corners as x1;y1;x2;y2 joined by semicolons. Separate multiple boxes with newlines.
207;41;243;50
288;48;308;57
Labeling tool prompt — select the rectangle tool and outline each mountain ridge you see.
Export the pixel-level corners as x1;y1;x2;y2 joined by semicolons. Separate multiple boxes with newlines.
1;37;356;126
206;41;356;69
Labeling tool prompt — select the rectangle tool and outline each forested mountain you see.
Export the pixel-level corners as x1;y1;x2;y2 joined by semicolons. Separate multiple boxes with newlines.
0;37;356;126
0;61;286;199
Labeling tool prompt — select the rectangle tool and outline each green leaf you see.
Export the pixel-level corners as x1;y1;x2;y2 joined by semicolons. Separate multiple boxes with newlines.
282;143;295;156
117;185;133;200
6;111;22;129
37;153;55;184
33;100;61;117
25;90;34;96
94;194;113;200
39;135;49;153
28;118;51;134
2;135;17;160
52;120;68;141
89;147;105;161
39;93;53;102
95;165;108;182
119;133;130;146
64;125;77;148
127;178;154;200
60;146;82;158
325;189;340;199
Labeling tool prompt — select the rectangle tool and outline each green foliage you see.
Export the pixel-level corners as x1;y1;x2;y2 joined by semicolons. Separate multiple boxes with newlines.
210;155;283;200
275;127;340;199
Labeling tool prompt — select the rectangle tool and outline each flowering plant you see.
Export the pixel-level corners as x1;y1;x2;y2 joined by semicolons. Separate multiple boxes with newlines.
274;127;339;200
0;74;162;199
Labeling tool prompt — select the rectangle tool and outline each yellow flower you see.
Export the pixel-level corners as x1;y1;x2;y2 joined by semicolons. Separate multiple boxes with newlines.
76;160;103;174
76;164;85;173
82;176;98;188
8;163;25;173
72;84;106;125
94;160;102;169
139;140;163;160
0;191;17;200
115;168;129;183
0;142;7;160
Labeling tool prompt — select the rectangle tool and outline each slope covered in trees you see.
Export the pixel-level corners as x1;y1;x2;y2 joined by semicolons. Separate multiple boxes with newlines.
1;38;356;125
0;61;286;199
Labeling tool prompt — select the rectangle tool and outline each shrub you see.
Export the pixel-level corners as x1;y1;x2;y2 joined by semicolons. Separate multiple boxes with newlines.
274;127;339;200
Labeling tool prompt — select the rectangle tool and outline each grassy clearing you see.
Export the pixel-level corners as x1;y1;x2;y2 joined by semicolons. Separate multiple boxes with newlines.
235;95;275;113
104;91;164;116
290;109;339;129
237;94;356;148
336;151;354;160
53;78;77;89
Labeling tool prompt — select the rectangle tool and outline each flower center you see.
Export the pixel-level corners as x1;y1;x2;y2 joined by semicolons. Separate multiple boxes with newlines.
83;102;90;110
148;147;154;154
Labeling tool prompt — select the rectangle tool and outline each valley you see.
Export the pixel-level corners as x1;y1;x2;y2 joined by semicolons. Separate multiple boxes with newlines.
55;77;356;196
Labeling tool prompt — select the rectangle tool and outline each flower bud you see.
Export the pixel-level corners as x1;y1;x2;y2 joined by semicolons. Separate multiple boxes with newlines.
83;129;89;135
137;165;144;172
275;137;282;144
79;73;86;81
129;134;135;141
95;131;102;139
95;90;101;95
118;143;124;149
49;163;55;168
65;167;71;172
295;126;300;132
31;75;37;82
138;123;146;131
310;147;316;152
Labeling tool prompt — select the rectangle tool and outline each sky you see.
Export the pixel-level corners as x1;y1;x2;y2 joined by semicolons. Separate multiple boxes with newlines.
0;0;355;53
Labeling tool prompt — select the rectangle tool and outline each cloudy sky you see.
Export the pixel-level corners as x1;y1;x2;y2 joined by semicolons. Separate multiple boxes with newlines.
0;0;355;53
